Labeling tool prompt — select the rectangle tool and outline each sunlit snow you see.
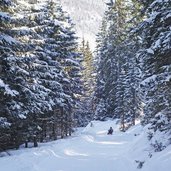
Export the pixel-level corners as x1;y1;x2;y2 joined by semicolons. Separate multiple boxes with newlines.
1;120;171;171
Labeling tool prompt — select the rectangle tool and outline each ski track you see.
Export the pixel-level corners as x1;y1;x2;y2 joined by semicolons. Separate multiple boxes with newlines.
1;120;171;171
0;122;138;171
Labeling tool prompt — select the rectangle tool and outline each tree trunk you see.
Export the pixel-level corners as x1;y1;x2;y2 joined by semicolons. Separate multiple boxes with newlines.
33;136;38;147
25;141;28;148
52;123;57;140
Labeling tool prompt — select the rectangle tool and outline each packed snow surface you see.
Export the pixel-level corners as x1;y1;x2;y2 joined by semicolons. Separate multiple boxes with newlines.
1;120;171;171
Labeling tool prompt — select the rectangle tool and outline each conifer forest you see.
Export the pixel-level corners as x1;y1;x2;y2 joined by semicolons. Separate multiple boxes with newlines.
0;1;171;167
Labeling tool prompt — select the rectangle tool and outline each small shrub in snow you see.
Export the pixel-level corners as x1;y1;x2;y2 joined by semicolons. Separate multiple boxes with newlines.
150;113;169;132
151;140;166;152
90;122;93;127
168;137;171;145
0;151;11;157
135;160;145;169
148;152;152;158
147;132;153;140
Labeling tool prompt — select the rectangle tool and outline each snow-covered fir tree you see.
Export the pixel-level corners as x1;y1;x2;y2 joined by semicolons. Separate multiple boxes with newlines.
76;39;95;126
137;0;171;133
49;1;83;133
0;0;83;150
0;0;29;150
94;0;142;129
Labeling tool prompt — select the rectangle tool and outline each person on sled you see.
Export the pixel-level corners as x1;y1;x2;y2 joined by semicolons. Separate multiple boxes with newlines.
107;127;113;135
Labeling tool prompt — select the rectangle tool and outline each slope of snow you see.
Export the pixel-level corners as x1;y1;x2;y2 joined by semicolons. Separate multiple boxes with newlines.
0;120;171;171
61;0;107;50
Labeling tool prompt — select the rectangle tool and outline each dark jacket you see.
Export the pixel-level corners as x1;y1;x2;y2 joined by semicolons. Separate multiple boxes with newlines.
108;127;113;135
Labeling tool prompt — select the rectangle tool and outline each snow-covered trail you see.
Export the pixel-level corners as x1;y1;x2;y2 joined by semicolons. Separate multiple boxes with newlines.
1;120;171;171
0;121;135;171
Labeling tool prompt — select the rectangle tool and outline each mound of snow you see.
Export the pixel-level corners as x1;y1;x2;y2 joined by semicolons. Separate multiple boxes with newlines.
82;120;120;135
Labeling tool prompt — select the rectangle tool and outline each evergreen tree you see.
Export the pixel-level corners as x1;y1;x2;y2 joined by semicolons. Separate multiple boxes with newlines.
0;0;29;150
94;0;142;129
137;0;171;132
82;41;94;96
0;0;83;150
49;1;83;134
11;0;58;143
77;39;95;126
94;0;129;122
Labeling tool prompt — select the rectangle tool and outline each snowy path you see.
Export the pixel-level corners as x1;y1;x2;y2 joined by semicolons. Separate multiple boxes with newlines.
1;120;171;171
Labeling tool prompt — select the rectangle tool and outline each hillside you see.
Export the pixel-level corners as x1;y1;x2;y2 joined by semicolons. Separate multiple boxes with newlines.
61;0;107;50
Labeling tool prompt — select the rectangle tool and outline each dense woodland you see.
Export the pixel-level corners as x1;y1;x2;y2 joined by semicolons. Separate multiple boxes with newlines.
94;0;171;135
0;0;85;150
0;0;171;152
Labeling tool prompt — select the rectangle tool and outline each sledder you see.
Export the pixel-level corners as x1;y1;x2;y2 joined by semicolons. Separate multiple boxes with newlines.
107;127;113;135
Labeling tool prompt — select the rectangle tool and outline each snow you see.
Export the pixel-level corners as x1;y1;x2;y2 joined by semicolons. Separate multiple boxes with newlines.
146;12;160;24
141;73;171;86
0;79;19;96
0;34;19;45
1;120;171;171
65;58;80;66
152;39;161;49
0;117;11;128
166;75;171;82
147;48;154;54
0;12;10;19
140;75;157;86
